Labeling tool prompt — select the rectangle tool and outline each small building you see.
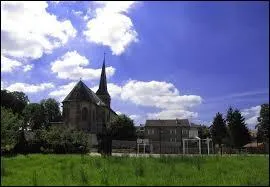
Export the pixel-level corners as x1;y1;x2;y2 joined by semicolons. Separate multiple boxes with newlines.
144;119;200;154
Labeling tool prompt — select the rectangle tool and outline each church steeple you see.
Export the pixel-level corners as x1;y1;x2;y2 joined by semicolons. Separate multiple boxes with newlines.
96;53;111;107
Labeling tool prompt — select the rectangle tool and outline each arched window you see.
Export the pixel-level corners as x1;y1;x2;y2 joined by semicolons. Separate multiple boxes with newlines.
82;107;88;121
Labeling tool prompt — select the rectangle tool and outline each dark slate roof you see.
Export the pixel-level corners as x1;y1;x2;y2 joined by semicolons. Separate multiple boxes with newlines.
62;80;106;106
190;123;201;128
96;55;110;97
145;119;191;127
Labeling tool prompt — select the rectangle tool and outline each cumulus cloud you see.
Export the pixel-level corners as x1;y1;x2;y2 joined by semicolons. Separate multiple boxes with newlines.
1;55;23;72
6;82;55;93
1;1;77;60
23;64;34;72
147;109;198;120
241;105;261;129
83;1;138;55
120;80;202;110
51;51;116;80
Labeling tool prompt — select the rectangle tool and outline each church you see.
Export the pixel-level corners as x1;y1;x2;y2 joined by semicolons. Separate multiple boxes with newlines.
61;55;118;142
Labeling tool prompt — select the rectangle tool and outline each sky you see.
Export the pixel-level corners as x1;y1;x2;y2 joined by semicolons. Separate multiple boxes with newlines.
1;1;269;129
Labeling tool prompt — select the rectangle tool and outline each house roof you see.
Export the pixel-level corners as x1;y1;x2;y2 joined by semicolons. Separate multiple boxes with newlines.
145;119;192;127
62;80;106;106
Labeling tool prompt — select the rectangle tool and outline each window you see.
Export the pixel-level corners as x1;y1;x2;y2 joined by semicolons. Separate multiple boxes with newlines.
82;107;88;121
152;129;154;134
182;129;188;135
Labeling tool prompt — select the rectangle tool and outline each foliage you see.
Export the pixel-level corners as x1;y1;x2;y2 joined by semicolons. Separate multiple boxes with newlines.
210;112;227;147
227;108;251;148
256;103;269;143
1;154;269;186
1;107;23;151
22;103;46;130
198;125;211;139
36;126;90;154
110;114;136;141
40;98;62;126
1;90;29;115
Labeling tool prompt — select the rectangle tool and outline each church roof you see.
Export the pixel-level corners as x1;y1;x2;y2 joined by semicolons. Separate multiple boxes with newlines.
96;54;110;97
62;80;106;106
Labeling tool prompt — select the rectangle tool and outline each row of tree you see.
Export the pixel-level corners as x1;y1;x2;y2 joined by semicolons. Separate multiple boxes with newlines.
209;104;269;153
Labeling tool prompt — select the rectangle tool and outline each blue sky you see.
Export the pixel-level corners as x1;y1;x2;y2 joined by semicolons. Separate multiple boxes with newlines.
1;1;269;129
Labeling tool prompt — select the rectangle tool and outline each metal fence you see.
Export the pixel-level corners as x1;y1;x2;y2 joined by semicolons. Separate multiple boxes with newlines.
111;140;269;155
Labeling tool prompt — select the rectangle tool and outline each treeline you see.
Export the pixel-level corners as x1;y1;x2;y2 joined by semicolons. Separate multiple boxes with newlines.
209;105;269;153
1;90;90;154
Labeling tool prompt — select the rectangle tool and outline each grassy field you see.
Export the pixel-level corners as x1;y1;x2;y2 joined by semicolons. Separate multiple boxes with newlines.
1;154;269;186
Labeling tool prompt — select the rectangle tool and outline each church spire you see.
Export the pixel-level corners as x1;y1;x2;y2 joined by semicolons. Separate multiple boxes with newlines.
96;53;111;106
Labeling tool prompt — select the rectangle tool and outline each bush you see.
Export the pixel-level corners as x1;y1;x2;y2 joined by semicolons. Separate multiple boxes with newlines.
37;126;90;154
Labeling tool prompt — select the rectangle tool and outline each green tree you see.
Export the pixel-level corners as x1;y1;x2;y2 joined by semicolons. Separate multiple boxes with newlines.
1;90;29;115
40;98;62;126
227;108;251;149
256;103;269;143
110;114;136;140
1;107;23;151
22;103;45;130
210;112;227;153
198;125;211;139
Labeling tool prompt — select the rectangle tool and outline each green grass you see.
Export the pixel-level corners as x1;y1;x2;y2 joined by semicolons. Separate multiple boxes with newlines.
1;154;269;186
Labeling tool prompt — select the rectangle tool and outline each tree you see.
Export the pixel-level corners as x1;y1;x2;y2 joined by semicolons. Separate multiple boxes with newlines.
1;107;23;151
110;114;136;141
256;103;269;143
227;108;251;149
40;98;62;126
22;103;46;130
1;90;29;115
198;125;211;139
210;112;227;153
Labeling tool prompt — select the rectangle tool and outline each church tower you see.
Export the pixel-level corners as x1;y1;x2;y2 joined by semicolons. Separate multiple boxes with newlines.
96;53;111;107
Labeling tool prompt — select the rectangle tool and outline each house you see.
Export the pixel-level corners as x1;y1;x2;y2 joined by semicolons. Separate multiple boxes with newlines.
61;55;117;146
144;119;200;153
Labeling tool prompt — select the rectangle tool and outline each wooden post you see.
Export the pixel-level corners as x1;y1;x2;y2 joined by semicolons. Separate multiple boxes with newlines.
183;139;185;154
207;138;210;155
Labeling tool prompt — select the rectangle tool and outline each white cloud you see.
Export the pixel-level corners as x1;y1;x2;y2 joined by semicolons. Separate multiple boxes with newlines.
147;109;198;120
51;51;116;80
1;55;23;72
116;111;122;115
120;80;202;110
1;81;6;90
72;10;83;17
49;81;77;101
23;64;34;72
6;82;55;93
241;105;261;129
1;1;77;60
83;1;138;55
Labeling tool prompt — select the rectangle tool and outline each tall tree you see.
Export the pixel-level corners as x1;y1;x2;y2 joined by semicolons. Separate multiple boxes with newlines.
22;103;45;130
40;98;62;125
110;114;136;141
210;112;227;153
256;103;269;143
227;108;251;149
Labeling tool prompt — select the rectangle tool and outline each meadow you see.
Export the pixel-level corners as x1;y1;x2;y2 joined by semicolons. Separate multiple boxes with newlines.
1;154;269;186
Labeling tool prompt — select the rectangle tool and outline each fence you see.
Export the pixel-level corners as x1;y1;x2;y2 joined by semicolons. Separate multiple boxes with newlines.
111;140;269;155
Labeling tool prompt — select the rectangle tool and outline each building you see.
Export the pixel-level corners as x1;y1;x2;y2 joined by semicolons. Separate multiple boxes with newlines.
61;55;117;146
144;119;201;153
